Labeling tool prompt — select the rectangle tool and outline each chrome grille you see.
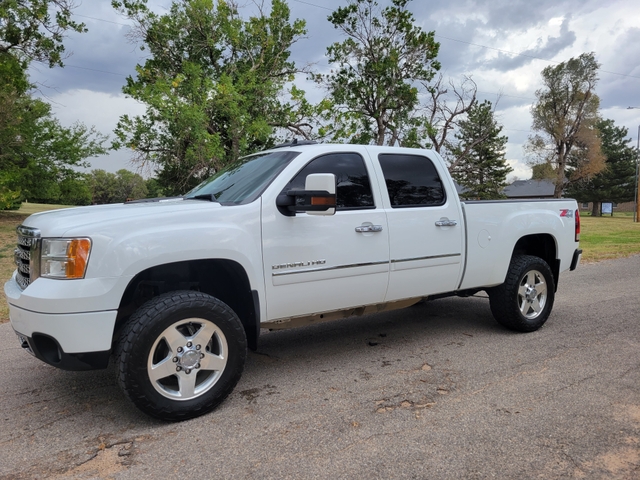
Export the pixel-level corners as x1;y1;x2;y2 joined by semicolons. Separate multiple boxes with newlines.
14;226;41;290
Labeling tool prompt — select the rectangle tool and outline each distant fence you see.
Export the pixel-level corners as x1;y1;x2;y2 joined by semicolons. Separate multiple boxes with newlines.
579;202;635;213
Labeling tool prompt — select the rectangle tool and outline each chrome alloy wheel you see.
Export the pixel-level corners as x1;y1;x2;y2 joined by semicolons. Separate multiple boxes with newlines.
147;318;228;401
517;269;548;319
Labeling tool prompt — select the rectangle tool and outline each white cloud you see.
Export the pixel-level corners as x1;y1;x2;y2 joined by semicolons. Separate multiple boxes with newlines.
44;90;147;174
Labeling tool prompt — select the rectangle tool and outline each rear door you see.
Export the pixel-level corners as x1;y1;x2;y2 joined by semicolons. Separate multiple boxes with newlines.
375;151;464;300
261;151;390;321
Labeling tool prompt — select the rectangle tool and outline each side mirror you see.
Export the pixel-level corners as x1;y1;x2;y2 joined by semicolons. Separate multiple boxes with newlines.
276;173;336;217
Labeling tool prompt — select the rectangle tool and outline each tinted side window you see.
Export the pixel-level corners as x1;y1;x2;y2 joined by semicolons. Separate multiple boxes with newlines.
285;153;375;210
378;154;446;208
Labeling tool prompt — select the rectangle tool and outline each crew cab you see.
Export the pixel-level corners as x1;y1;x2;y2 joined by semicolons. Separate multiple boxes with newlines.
5;143;582;421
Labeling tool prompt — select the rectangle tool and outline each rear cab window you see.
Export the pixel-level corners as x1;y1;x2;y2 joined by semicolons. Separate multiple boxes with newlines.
377;153;446;208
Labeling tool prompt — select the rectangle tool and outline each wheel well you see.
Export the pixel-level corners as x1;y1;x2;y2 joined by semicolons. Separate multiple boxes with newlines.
512;234;560;290
114;259;259;351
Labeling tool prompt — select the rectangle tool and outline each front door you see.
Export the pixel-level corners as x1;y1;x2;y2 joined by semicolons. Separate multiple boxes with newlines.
261;152;389;321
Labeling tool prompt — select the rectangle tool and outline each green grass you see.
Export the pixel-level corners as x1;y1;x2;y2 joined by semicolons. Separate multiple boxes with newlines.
580;215;640;263
13;202;73;215
0;204;639;323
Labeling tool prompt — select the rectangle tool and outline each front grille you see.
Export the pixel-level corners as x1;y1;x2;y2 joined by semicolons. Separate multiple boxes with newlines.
15;226;41;290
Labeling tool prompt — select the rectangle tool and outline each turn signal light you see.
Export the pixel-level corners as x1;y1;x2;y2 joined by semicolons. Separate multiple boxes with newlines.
41;238;92;279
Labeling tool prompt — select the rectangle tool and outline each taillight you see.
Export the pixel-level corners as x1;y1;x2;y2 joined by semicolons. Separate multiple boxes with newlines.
575;209;580;242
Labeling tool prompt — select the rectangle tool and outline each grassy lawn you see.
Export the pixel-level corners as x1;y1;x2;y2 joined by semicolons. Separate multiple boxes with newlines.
0;204;639;324
580;214;640;262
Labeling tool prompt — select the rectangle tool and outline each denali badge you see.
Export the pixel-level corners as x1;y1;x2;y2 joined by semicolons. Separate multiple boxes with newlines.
272;259;326;270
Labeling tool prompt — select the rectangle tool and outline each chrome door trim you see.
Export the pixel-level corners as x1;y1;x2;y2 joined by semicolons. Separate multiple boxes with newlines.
391;253;461;264
272;260;389;277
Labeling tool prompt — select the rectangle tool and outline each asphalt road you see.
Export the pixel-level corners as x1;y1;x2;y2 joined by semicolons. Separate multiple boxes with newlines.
1;256;639;479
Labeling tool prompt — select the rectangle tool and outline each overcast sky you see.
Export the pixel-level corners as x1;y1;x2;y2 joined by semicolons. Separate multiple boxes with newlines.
28;0;640;181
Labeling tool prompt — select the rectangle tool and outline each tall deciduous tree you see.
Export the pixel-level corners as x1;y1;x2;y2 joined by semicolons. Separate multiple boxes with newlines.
0;54;106;206
403;73;478;154
566;119;637;216
89;169;148;204
1;0;106;208
0;0;87;67
315;0;440;146
448;100;512;199
527;52;604;198
112;0;309;195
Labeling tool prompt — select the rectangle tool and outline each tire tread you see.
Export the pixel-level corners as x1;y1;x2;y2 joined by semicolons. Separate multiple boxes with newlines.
489;255;555;332
115;291;247;421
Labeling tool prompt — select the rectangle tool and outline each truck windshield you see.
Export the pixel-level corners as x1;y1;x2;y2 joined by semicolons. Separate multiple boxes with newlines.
186;150;300;205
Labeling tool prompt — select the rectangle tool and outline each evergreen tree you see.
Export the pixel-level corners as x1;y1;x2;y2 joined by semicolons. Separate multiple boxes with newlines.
449;100;512;200
566;119;637;216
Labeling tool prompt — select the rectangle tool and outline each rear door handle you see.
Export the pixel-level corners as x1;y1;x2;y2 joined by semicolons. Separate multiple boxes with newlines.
355;225;383;233
435;219;458;227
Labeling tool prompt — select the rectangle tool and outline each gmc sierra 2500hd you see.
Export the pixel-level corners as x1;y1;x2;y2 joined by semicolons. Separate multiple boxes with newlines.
5;143;582;420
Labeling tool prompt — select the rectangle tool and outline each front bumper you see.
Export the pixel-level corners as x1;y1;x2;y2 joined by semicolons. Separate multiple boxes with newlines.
13;329;111;370
5;276;118;371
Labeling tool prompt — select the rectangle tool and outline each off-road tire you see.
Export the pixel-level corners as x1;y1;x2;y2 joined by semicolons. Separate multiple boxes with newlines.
489;255;555;332
116;291;247;421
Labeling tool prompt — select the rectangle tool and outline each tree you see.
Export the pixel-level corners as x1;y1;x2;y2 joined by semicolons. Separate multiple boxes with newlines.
526;52;605;198
89;169;147;204
0;56;106;204
531;162;556;180
404;73;478;154
89;170;118;204
0;0;87;67
59;174;92;205
112;0;309;195
566;119;637;216
115;169;147;201
448;100;512;199
145;177;164;198
1;0;106;208
315;0;440;145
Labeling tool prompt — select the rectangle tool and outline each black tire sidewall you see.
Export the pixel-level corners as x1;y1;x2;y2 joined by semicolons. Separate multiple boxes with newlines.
117;291;247;420
490;255;556;332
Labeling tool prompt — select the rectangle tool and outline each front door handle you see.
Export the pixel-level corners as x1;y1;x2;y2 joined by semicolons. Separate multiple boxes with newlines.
355;225;383;233
435;218;458;227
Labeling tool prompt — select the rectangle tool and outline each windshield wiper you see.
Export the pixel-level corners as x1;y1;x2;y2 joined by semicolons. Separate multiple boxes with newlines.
184;193;219;203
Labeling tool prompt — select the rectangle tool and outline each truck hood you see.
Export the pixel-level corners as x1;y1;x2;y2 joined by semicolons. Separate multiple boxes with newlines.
22;199;223;237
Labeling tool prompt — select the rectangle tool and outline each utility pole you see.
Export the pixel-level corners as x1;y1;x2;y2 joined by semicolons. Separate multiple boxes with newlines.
636;124;639;223
627;108;640;222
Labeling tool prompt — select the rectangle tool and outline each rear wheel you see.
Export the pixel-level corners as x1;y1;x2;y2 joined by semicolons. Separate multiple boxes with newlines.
116;291;247;421
489;255;555;332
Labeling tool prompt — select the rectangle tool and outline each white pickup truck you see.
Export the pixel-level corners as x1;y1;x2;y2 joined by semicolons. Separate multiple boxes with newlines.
5;143;582;420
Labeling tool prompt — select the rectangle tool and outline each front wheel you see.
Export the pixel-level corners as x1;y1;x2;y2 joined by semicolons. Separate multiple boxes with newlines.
116;291;247;421
488;255;556;332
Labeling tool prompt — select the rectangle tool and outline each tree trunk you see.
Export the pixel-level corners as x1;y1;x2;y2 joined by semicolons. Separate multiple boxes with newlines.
553;149;566;198
591;201;601;217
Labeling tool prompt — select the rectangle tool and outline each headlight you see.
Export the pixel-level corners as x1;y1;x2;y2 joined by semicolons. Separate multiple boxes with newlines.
41;238;92;279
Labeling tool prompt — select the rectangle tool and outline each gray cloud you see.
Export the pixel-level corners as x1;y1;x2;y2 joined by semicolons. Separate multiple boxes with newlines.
19;0;640;175
480;16;576;72
28;9;142;95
